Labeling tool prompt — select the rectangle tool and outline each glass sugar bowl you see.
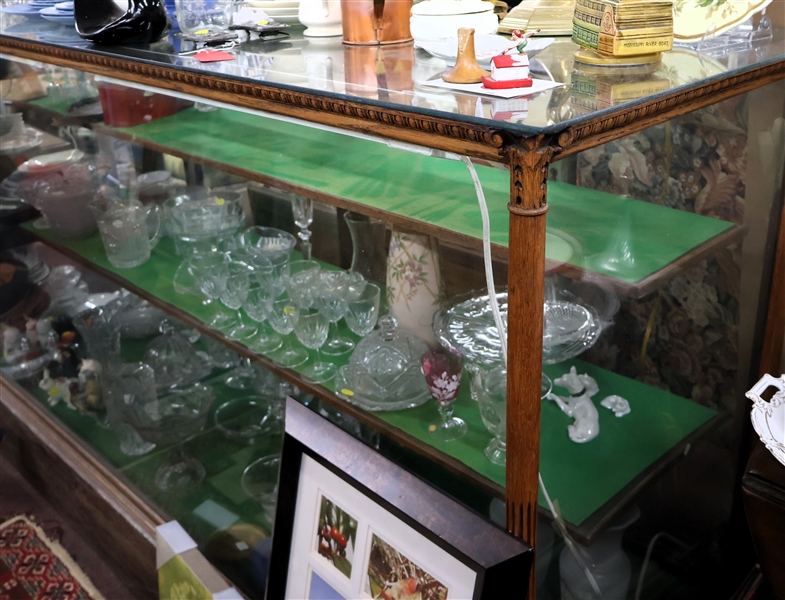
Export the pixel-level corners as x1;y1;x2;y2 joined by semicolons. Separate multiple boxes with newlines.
334;315;431;411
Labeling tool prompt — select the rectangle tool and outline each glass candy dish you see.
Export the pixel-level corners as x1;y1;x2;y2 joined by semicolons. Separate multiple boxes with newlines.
166;192;244;257
214;396;274;443
334;315;431;411
236;226;296;258
143;322;213;391
123;381;215;491
434;289;602;365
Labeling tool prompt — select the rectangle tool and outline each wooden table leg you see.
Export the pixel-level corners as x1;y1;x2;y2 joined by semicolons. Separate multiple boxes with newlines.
505;139;554;599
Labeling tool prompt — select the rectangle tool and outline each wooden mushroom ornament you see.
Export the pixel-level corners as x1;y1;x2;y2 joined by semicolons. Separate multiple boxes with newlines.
442;27;490;84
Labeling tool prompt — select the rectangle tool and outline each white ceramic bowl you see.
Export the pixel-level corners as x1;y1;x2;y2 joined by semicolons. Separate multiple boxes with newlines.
410;0;497;46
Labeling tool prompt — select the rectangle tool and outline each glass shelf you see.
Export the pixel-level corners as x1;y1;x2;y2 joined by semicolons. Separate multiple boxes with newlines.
1;19;783;134
24;227;719;542
82;105;741;296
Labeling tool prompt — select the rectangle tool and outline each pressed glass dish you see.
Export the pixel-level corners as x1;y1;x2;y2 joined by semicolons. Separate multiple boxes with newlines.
334;315;431;411
214;396;274;443
434;289;602;365
236;226;297;257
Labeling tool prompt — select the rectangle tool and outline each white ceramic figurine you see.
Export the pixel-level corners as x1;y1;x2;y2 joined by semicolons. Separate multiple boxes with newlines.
546;366;600;443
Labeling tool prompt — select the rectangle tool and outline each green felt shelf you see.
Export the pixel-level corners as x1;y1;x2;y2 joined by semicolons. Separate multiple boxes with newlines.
109;107;735;286
27;226;717;529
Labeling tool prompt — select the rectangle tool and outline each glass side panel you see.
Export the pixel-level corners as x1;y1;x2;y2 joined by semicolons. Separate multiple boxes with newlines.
1;11;783;133
2;54;783;600
536;83;785;598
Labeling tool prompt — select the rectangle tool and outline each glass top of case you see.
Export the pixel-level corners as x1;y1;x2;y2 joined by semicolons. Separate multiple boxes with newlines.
1;12;784;136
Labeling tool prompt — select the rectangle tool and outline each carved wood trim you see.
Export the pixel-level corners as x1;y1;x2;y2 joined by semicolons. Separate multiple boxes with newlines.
507;137;555;215
0;37;506;162
2;36;784;165
555;59;785;158
504;143;553;598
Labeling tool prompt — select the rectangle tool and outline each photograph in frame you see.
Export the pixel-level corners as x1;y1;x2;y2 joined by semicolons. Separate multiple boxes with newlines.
315;493;358;579
365;532;449;600
267;398;533;600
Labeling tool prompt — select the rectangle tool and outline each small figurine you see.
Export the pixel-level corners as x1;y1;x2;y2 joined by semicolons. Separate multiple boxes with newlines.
481;29;539;90
39;368;76;407
601;395;631;417
71;359;105;413
2;327;27;364
546;366;600;443
36;319;60;352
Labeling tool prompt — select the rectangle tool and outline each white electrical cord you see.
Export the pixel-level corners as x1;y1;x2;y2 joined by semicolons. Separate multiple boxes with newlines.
459;155;602;598
633;532;688;600
459;156;508;363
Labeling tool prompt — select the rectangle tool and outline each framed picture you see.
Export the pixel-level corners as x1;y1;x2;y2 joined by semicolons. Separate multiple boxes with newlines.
267;399;532;600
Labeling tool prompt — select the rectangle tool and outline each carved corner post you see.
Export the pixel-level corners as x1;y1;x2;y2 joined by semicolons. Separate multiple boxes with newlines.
505;137;555;598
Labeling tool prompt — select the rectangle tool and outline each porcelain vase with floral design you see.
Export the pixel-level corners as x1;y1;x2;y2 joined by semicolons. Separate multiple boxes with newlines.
386;228;445;345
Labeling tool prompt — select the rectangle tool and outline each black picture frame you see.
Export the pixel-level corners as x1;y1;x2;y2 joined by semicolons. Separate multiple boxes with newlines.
267;398;532;600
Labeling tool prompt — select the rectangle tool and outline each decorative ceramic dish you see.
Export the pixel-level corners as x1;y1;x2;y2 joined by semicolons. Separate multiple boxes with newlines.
673;0;773;43
746;373;785;467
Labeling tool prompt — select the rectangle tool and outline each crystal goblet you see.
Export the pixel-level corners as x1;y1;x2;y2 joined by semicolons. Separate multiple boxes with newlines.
283;260;321;308
290;193;313;260
189;252;234;331
344;281;381;337
267;292;309;368
421;348;466;442
221;259;259;341
472;365;507;465
243;280;283;354
315;270;354;356
293;307;336;383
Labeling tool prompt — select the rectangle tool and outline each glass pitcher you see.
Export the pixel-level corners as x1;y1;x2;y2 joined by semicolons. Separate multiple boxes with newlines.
90;197;161;269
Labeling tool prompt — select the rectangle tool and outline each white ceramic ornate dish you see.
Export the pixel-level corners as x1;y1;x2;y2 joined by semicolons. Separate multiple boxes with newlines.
746;374;785;467
673;0;774;43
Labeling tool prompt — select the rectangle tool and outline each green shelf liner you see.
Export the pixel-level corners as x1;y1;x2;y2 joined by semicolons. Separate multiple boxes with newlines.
27;226;716;527
28;95;78;116
22;373;278;543
115;107;734;284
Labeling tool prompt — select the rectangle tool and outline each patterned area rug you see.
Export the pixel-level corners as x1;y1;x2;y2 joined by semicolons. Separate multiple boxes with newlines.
0;516;105;600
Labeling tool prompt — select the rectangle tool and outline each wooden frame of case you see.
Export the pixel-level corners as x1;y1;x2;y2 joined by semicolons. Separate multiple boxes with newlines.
267;398;532;600
0;31;783;598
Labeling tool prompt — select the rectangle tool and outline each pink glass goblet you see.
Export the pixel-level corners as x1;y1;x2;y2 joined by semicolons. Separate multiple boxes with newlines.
421;348;467;442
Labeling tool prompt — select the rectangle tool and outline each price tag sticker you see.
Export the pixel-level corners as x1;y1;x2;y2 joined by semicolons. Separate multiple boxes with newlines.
195;29;210;35
193;50;235;63
257;19;269;25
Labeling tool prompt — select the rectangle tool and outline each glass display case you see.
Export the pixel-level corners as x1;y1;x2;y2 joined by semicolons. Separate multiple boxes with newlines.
1;16;784;600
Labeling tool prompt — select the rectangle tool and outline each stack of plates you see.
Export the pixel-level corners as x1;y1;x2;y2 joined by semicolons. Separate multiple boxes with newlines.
1;2;42;15
246;0;301;24
38;0;75;25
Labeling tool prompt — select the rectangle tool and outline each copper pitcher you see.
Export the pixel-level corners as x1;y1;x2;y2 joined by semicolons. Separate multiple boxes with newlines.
340;0;413;45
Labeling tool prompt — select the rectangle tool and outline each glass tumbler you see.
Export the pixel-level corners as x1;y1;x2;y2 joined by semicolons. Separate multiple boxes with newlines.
175;0;234;34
